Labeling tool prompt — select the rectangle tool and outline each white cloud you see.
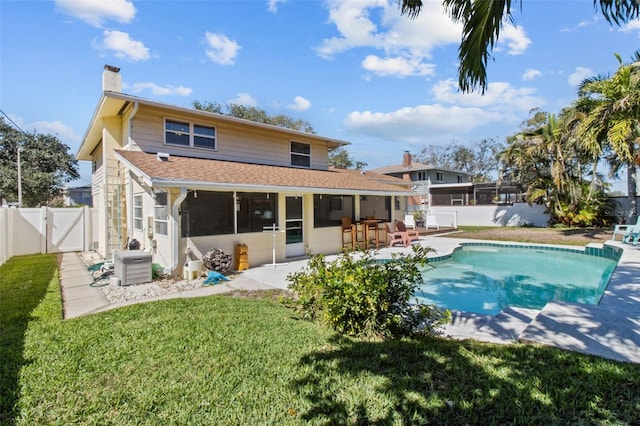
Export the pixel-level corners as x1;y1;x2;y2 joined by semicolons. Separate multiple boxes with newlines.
522;68;541;81
343;78;545;145
619;19;640;34
96;30;150;62
204;32;240;65
4;114;81;145
228;93;257;107
130;82;192;96
55;0;135;27
267;0;286;13
287;96;312;111
561;15;600;32
362;55;435;77
344;104;502;144
316;0;460;78
497;24;531;55
31;120;82;144
568;66;594;86
431;79;544;112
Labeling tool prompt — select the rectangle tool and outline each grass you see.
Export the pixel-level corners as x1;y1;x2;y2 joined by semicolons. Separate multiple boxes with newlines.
442;225;613;246
2;253;640;424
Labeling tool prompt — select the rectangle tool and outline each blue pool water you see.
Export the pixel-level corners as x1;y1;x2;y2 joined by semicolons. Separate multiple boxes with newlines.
414;244;620;315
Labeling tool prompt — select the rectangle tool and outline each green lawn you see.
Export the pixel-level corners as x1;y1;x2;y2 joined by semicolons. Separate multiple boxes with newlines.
2;254;640;424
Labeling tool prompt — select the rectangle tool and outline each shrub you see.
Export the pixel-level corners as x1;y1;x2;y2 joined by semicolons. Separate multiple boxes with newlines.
286;245;450;338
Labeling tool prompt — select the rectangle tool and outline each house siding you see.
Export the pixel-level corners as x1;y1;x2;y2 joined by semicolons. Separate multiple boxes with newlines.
130;106;330;170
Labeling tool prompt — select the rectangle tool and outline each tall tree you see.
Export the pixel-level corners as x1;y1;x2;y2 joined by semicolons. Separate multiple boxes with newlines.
193;100;314;133
414;138;504;182
0;117;79;207
399;0;640;93
328;147;367;170
576;51;640;222
501;111;616;226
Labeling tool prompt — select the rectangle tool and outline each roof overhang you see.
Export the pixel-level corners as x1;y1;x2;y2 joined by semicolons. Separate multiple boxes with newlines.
148;178;408;196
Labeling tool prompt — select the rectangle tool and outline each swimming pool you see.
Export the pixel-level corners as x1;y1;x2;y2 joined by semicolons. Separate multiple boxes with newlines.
414;243;621;315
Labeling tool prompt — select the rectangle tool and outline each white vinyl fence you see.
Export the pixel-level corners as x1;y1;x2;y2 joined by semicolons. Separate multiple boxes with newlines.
0;207;98;267
428;203;550;227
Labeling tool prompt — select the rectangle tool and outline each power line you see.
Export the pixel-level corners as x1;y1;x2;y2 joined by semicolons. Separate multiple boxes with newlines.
0;108;29;137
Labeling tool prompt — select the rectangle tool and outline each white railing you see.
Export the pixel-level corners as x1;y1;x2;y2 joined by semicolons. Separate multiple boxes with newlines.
429;211;458;228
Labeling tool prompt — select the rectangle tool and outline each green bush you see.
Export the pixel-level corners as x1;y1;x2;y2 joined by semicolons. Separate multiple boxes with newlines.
286;246;450;338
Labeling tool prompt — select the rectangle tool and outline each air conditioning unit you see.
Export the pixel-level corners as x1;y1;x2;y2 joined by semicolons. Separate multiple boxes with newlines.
114;250;152;286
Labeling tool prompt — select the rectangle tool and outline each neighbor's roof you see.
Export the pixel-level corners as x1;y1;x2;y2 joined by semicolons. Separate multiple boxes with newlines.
370;161;472;176
115;150;412;195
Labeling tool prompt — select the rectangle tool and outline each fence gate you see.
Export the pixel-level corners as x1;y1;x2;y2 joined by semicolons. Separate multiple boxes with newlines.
0;207;97;267
46;208;86;253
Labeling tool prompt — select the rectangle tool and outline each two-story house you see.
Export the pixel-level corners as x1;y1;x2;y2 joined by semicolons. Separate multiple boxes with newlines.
370;151;474;209
77;66;412;275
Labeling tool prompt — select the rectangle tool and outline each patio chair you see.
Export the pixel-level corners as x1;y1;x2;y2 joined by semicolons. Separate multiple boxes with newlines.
611;217;640;241
404;214;417;229
625;231;640;245
385;223;408;247
395;220;420;244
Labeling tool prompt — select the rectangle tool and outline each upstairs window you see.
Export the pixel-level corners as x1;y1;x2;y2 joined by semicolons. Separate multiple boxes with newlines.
165;120;190;146
416;171;427;181
436;172;444;182
291;141;311;168
165;119;216;150
194;124;216;149
457;175;465;183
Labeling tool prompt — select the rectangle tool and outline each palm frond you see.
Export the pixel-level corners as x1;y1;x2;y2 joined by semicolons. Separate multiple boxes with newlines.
596;0;640;25
457;0;513;94
399;0;423;19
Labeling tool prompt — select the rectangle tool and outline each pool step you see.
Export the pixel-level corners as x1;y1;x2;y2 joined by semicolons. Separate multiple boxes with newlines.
477;307;541;342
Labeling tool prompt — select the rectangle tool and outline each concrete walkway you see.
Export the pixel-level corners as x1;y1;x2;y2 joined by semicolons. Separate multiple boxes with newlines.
58;234;640;364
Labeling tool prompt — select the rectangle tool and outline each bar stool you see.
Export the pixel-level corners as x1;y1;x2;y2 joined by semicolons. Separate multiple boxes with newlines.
341;216;354;248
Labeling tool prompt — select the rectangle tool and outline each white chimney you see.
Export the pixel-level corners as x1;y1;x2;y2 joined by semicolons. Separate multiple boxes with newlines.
102;64;122;93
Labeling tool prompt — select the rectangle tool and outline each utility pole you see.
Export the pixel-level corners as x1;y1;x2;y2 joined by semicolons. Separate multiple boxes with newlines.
17;143;22;207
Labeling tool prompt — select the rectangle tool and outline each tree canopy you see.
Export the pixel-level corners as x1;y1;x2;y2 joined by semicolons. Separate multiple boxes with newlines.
193;100;315;133
399;0;640;93
328;147;368;170
574;50;640;221
0;117;79;207
413;138;504;182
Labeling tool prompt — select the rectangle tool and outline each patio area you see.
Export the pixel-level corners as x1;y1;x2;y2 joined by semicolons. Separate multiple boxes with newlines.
240;233;640;364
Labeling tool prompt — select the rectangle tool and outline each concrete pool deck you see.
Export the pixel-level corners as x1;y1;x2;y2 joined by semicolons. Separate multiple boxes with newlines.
59;234;640;364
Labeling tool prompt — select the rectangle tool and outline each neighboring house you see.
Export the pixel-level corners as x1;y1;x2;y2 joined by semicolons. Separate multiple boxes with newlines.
370;151;474;208
64;185;93;207
76;65;412;275
371;152;525;207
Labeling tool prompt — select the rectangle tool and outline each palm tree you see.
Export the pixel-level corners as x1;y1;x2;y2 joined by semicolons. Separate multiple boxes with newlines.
577;51;640;222
500;111;614;226
399;0;640;93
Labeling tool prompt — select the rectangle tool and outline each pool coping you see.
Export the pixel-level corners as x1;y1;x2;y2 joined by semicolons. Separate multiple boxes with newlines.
429;237;640;363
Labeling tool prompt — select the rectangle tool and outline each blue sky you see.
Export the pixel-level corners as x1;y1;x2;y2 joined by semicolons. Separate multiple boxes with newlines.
1;0;639;192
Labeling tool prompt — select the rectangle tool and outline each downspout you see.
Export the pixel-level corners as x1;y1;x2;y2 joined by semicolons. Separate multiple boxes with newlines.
125;102;138;246
169;187;188;276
